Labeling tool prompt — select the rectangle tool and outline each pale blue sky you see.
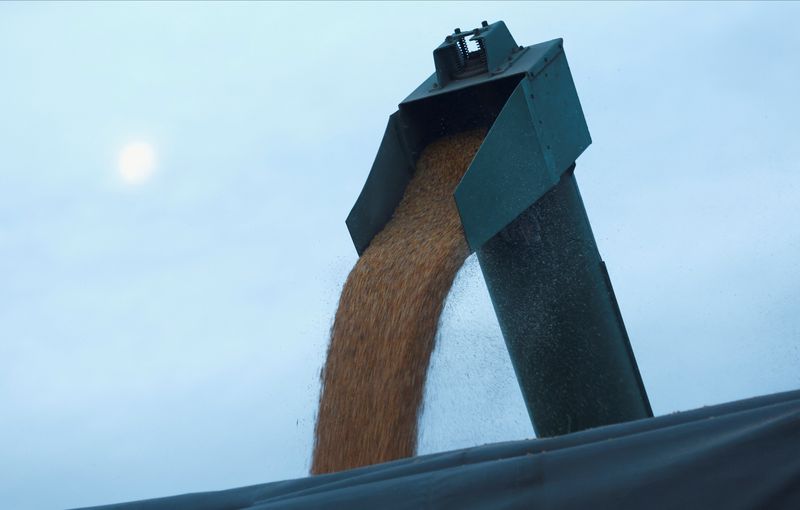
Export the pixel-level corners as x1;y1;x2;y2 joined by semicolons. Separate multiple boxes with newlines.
1;2;799;509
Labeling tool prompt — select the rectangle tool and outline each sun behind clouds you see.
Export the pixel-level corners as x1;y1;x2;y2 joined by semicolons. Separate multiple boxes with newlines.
118;141;156;185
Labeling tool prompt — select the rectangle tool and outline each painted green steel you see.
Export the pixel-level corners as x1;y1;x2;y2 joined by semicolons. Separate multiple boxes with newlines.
454;80;557;251
346;112;414;256
477;168;652;436
433;21;520;89
402;37;563;105
345;21;653;437
454;49;591;251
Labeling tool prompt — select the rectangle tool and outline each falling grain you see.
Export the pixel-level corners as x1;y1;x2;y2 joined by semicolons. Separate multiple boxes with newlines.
312;129;486;474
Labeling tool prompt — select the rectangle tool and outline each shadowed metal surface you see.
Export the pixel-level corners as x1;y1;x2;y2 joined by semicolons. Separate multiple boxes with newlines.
74;390;800;510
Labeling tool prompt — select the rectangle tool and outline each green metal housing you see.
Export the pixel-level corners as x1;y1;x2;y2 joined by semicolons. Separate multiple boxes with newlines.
345;21;652;437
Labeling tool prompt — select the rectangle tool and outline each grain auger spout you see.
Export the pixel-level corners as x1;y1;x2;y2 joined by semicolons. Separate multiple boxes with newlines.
345;21;653;437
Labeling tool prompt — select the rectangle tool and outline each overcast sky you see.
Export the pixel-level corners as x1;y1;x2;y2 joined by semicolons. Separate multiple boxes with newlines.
1;2;799;509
